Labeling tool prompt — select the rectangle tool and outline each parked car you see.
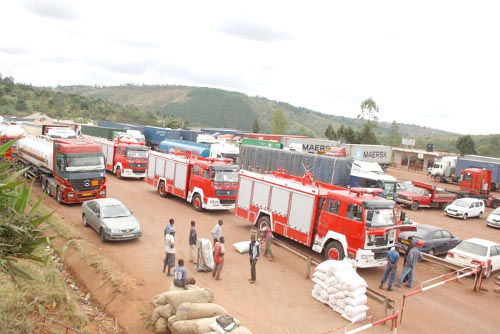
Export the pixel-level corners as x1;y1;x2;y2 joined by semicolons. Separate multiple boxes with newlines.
444;198;485;220
486;208;500;228
81;198;142;242
396;224;461;256
445;238;500;278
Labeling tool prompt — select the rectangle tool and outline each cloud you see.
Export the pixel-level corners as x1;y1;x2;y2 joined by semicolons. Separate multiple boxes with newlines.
217;17;293;42
21;0;79;20
110;39;158;49
89;59;149;76
0;45;28;55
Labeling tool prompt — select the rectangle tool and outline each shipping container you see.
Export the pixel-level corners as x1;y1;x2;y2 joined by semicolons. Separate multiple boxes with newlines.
159;139;210;158
281;138;340;153
241;137;282;149
81;124;120;140
340;144;392;166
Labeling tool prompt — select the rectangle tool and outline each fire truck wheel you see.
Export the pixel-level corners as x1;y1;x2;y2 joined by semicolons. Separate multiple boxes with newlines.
158;181;168;197
116;167;122;179
410;201;419;210
492;199;500;209
434;174;443;183
193;194;203;212
324;241;345;261
82;214;89;227
256;216;270;231
56;187;62;204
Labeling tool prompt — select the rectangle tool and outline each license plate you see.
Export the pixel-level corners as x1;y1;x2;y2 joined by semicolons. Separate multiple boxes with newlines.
387;197;393;200
459;255;468;260
91;180;98;186
82;193;93;197
401;240;409;245
124;234;133;238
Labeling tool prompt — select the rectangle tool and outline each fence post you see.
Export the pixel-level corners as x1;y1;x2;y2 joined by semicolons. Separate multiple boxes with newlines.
306;257;312;279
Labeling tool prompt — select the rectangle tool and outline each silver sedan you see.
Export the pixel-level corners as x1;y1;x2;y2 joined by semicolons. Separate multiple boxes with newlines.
81;198;142;242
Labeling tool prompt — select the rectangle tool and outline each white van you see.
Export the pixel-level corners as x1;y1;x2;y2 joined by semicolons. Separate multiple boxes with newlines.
444;198;485;220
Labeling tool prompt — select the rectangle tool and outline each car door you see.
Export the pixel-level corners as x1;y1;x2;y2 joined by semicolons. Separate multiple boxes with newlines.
85;202;97;230
440;230;456;254
431;230;444;254
491;246;500;271
474;202;481;217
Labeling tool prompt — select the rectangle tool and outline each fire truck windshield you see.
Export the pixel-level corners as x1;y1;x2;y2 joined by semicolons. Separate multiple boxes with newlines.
65;154;105;172
212;166;239;183
126;149;148;159
365;208;396;227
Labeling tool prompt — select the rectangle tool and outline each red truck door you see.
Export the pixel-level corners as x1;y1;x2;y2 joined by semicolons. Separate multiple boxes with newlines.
343;203;364;251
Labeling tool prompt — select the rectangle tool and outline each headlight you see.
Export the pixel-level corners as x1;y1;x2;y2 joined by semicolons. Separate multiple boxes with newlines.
99;190;106;196
111;229;121;234
389;230;396;242
67;193;74;198
134;226;142;232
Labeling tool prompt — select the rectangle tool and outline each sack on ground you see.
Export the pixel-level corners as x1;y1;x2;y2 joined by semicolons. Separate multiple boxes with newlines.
232;241;249;253
171;317;240;334
342;312;367;323
165;288;215;311
158;304;174;320
333;268;358;282
344;287;366;299
328;295;337;305
151;305;163;324
167;315;178;331
344;305;369;318
333;291;346;299
153;286;201;307
155;317;169;334
343;295;367;307
176;302;228;321
336;299;347;309
344;275;367;290
312;271;328;281
320;289;329;301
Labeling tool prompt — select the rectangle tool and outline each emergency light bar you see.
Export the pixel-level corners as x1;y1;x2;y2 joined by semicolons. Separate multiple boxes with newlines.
350;187;384;196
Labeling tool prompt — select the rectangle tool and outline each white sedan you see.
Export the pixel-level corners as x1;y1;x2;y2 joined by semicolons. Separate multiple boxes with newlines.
445;238;500;278
486;208;500;228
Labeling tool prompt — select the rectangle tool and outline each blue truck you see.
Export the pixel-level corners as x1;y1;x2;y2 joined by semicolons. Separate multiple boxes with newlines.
456;155;500;191
159;139;211;157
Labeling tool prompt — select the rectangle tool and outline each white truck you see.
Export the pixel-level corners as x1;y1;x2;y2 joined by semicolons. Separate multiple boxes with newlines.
197;134;240;164
429;156;458;183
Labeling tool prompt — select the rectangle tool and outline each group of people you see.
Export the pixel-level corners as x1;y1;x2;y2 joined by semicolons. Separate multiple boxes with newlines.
162;218;275;287
379;236;423;291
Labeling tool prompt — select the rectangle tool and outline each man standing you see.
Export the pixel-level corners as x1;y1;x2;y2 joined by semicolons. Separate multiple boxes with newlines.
164;218;174;237
379;248;400;291
173;259;195;289
396;241;423;288
403;236;413;283
263;225;274;261
211;219;223;244
163;228;176;276
188;221;197;263
248;234;260;284
212;236;225;280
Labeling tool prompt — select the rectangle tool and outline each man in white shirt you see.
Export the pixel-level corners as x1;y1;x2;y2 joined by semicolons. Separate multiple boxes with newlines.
211;219;223;244
163;228;176;276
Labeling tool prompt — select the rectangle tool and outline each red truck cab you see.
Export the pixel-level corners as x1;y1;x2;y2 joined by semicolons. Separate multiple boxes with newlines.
397;180;456;210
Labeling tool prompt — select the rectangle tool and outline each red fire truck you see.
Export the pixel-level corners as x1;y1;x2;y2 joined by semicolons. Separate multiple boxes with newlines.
93;137;149;179
146;150;239;211
0;124;26;159
235;170;414;267
17;136;106;204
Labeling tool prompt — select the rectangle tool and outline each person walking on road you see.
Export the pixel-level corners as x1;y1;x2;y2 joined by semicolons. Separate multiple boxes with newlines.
263;225;274;261
396;242;423;288
403;236;413;283
163;228;176;276
173;259;195;289
188;221;198;263
379;248;400;291
212;237;225;280
211;219;223;244
164;218;174;237
248;234;260;284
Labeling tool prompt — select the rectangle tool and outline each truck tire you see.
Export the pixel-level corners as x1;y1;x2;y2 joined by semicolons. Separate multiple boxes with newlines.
116;167;122;179
324;241;345;261
491;199;500;209
41;179;48;192
192;194;203;212
158;181;168;198
56;187;62;204
410;201;419;210
256;215;270;231
434;174;443;183
491;183;497;192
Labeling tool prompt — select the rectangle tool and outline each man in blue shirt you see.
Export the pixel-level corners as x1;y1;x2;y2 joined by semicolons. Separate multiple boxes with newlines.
173;259;195;289
164;218;174;237
379;248;400;291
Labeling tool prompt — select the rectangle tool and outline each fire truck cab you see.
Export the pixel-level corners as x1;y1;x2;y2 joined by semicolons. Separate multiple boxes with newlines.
235;170;412;268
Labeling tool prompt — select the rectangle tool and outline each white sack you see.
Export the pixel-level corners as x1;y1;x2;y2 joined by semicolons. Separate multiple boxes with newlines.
344;275;368;290
344;305;369;318
336;299;347;309
232;241;249;253
320;289;329;301
343;295;368;307
333;268;358;282
333;291;346;299
342;312;367;323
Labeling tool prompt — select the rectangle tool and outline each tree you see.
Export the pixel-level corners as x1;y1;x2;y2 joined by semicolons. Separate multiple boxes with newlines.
271;109;287;134
358;98;379;123
356;123;379;145
343;126;357;144
325;124;336;140
456;135;477;156
337;125;346;140
299;126;308;136
386;121;402;147
253;119;260;133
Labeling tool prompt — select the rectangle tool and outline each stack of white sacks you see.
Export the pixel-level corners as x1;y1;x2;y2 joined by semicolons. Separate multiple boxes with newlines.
311;260;369;323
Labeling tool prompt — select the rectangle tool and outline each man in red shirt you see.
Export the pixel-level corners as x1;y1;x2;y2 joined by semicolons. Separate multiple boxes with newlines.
212;236;225;280
263;225;274;261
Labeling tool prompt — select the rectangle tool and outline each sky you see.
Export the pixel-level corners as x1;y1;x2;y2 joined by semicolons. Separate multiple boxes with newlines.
1;0;499;135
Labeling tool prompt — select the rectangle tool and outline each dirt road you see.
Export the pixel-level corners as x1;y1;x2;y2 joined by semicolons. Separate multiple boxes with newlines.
40;168;500;334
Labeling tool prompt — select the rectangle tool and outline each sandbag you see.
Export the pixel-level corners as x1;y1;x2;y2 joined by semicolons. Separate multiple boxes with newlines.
336;299;347;309
320;289;329;301
328;295;337;305
176;302;228;321
313;284;322;293
153;286;201;307
151;305;163;324
311;277;322;285
155;317;169;334
171;317;240;334
169;281;199;291
344;287;366;299
158;304;174;320
168;315;178;331
165;288;215;311
333;291;346;299
343;295;367;307
344;275;367;290
327;286;339;294
342;312;366;323
312;271;328;281
312;289;319;299
344;305;369;318
232;241;249;253
333;268;357;282
229;326;253;334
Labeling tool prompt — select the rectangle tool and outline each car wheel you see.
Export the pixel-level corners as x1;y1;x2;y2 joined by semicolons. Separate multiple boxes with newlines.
491;199;500;209
484;266;492;279
324;241;345;261
82;214;89;227
478;211;483;219
56;187;62;204
116;167;122;179
99;228;107;243
192;194;203;212
158;181;168;198
428;248;436;256
410;201;419;211
462;213;468;220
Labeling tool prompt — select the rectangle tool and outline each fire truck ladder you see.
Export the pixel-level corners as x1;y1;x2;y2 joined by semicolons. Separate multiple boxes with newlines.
400;265;482;323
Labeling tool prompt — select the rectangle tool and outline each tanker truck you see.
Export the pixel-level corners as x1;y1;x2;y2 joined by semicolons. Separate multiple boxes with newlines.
17;136;107;204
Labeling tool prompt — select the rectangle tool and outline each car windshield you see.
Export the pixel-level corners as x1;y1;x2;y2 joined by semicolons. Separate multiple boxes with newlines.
404;227;431;240
212;167;239;183
491;208;500;215
455;241;487;257
65;154;105;172
452;199;471;208
127;149;148;159
365;208;396;227
407;186;426;196
101;204;131;218
377;181;396;197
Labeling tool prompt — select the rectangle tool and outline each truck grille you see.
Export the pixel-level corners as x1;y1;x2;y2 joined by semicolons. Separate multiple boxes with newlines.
374;250;389;260
132;170;146;174
375;235;388;246
129;163;148;168
216;189;236;197
70;178;103;192
220;199;235;205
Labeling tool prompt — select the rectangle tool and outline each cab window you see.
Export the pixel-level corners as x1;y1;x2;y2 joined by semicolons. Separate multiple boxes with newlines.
192;165;200;175
203;169;210;179
463;173;472;181
346;204;362;222
433;231;444;239
325;199;340;214
490;246;499;257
